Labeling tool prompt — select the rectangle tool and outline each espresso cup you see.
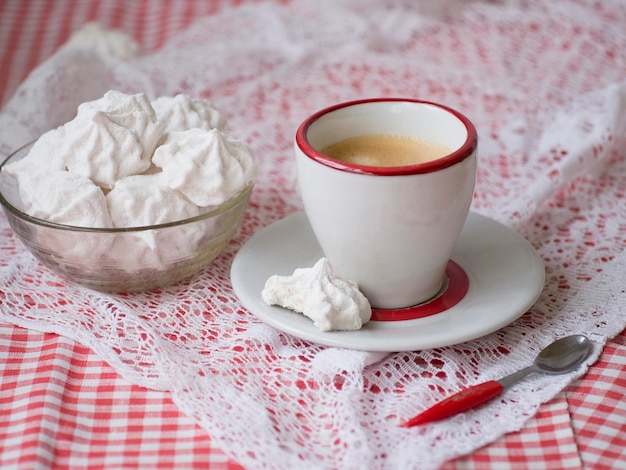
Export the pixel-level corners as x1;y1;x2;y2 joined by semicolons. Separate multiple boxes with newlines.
294;98;478;310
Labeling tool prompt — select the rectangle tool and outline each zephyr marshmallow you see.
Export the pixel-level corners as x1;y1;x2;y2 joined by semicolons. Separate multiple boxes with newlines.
3;127;69;215
2;127;67;181
16;170;115;264
151;94;228;135
104;179;206;268
152;128;257;207
62;90;164;189
106;173;204;252
262;258;372;332
22;170;112;228
106;173;202;229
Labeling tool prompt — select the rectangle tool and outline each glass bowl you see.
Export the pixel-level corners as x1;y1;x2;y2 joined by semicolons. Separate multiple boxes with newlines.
0;142;253;292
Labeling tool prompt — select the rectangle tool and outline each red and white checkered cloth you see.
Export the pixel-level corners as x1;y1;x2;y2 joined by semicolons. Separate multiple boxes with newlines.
3;325;626;468
1;1;626;468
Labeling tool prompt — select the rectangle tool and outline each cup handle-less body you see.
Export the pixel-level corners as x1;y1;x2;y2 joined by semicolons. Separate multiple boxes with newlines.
295;150;476;309
294;99;478;310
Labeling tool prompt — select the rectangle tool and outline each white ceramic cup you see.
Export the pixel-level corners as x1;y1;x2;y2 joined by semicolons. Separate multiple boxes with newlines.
294;98;478;310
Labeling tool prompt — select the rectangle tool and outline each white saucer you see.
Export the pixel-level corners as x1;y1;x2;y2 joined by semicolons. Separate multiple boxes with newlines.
231;212;545;352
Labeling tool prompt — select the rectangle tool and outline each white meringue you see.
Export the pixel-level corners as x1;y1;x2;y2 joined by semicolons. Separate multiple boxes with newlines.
63;90;164;189
262;258;372;332
21;170;112;228
152;128;257;207
104;225;203;270
106;173;200;252
151;94;228;135
3;127;68;180
106;173;201;229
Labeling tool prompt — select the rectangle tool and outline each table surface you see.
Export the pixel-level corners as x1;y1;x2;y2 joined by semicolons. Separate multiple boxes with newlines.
1;1;626;469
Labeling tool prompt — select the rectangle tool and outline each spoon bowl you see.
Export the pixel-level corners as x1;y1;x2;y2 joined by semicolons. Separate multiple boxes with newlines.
535;334;591;373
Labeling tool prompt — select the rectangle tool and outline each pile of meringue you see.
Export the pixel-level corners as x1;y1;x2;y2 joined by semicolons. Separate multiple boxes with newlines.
4;90;256;229
3;90;257;269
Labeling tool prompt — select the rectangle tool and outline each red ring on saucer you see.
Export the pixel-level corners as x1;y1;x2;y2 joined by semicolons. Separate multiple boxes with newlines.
370;260;469;322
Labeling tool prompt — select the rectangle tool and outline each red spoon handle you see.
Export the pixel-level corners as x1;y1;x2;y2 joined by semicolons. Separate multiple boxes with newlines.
401;380;504;427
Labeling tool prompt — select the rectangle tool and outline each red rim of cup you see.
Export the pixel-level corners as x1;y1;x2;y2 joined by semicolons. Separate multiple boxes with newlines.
295;98;478;176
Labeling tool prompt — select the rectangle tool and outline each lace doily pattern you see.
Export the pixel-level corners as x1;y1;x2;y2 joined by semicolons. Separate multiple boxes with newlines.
1;1;626;468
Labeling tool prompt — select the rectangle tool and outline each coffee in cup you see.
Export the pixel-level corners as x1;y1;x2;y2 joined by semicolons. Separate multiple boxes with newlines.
321;134;451;167
294;98;477;310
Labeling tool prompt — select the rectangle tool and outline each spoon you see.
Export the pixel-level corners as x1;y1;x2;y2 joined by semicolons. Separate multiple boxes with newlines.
400;334;592;427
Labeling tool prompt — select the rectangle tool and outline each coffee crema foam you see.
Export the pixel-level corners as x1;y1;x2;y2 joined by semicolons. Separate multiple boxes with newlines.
321;134;451;167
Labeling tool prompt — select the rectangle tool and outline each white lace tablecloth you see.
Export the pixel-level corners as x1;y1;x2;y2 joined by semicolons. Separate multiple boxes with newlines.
1;1;626;468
